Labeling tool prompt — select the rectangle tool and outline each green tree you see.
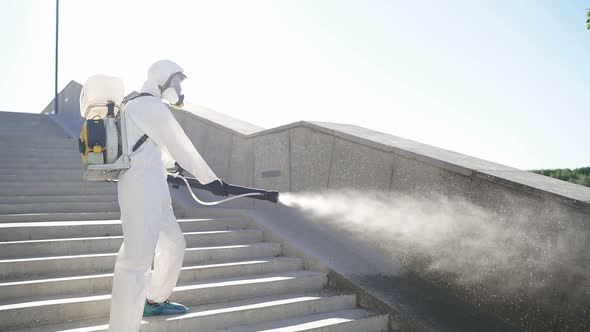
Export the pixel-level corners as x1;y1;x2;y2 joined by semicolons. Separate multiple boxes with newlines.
531;167;590;188
587;9;590;29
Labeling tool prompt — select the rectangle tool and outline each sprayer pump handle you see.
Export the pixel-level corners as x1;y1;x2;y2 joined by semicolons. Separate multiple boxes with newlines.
172;162;186;189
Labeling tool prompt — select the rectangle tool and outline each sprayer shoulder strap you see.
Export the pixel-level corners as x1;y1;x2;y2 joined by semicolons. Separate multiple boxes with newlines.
121;92;154;153
133;134;149;152
121;92;154;105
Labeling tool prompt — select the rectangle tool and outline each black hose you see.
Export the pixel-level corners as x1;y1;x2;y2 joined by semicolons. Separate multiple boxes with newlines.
167;174;279;204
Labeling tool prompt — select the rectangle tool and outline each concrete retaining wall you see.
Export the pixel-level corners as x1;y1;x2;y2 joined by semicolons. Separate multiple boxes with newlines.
173;105;590;212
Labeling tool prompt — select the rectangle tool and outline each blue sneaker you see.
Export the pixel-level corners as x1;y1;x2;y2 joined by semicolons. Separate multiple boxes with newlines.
143;300;189;317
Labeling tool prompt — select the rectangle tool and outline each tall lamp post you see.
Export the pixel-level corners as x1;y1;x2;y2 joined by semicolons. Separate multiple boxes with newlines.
54;0;59;114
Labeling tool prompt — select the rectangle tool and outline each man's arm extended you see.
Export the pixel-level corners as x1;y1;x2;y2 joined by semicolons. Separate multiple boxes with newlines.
127;99;219;184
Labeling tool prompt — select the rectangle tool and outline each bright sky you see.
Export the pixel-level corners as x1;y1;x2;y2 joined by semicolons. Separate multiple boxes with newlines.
0;0;588;170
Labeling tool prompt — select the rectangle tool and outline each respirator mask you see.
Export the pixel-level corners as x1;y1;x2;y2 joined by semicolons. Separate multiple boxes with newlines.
160;72;187;109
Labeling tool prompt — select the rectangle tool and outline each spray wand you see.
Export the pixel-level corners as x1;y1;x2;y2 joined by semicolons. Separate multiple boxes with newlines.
167;163;279;206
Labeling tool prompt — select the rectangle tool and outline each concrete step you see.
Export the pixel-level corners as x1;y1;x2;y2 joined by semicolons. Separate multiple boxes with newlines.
0;141;79;149
0;257;303;302
0;164;77;172
0;123;69;130
0;242;281;280
0;173;84;182
0;154;78;162
0;201;120;214
0;148;78;154
0;144;76;152
0;118;52;123
0;137;74;145
0;151;79;159
13;293;357;332
0;111;47;120
0;129;68;139
0;119;46;125
0;218;248;241
218;310;389;332
0;145;78;155
0;165;82;172
0;128;72;136
0;229;263;259
0;271;326;330
0;152;79;159
0;212;121;223
144;296;366;332
0;114;54;122
0;124;67;139
0;182;117;197
0;168;84;176
0;118;48;124
0;120;49;125
0;178;105;188
0;194;117;205
0;160;81;168
0;161;80;168
0;120;46;125
0;117;46;122
0;179;115;187
0;158;81;167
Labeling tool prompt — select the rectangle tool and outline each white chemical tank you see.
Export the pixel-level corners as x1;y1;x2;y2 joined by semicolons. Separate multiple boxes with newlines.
79;75;124;119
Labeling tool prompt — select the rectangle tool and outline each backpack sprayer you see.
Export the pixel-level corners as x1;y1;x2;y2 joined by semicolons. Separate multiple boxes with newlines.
78;75;129;181
78;75;279;205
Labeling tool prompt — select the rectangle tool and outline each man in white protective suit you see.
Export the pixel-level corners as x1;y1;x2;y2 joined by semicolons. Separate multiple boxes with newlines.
108;59;228;331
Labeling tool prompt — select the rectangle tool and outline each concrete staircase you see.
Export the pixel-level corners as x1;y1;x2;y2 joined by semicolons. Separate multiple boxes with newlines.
0;112;389;331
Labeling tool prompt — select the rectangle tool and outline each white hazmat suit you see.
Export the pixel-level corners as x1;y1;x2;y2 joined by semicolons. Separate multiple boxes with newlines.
108;60;218;331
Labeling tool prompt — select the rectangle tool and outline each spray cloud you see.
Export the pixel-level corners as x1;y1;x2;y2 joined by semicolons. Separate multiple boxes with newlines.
280;190;588;296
